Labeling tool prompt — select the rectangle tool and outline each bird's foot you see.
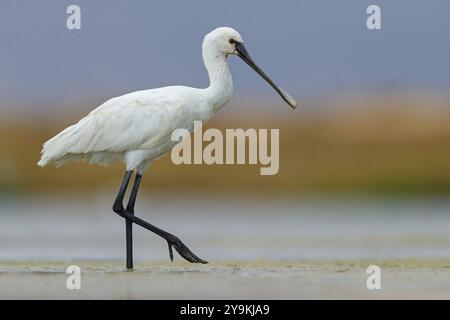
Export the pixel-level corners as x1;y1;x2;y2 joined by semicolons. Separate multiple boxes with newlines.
166;235;208;264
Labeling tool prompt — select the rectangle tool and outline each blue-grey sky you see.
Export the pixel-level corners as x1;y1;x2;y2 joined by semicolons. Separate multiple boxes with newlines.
1;0;450;112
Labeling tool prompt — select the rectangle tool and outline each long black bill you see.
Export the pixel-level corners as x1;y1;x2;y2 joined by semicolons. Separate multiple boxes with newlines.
235;42;297;109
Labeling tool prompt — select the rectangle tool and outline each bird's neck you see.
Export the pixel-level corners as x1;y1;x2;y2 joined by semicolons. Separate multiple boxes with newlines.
203;49;233;112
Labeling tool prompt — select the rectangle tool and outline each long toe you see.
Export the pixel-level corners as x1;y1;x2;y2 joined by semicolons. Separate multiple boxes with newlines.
169;237;208;264
179;245;208;264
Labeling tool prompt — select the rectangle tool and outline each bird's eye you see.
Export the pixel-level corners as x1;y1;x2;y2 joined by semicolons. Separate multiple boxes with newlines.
229;38;236;44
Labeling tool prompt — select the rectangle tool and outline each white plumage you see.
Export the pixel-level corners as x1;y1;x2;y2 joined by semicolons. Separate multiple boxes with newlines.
38;86;215;173
38;28;241;173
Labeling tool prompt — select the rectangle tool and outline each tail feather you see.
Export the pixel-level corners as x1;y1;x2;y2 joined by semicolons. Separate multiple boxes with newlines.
37;117;94;167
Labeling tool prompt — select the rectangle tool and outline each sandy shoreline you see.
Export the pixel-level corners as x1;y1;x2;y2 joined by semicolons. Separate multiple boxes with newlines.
1;260;449;299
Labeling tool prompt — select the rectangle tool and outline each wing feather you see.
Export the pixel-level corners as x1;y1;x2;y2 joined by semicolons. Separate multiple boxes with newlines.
38;88;188;166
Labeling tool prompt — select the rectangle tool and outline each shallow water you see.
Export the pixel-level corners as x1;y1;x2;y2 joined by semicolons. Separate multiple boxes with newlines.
1;195;450;262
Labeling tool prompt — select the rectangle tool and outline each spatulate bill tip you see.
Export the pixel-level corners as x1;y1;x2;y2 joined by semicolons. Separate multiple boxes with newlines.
279;88;297;109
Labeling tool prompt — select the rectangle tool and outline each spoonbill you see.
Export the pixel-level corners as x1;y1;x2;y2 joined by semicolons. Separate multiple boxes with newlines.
38;27;297;269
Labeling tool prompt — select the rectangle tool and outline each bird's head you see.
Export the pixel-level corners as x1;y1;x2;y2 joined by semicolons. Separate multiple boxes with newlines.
202;27;244;56
202;27;297;109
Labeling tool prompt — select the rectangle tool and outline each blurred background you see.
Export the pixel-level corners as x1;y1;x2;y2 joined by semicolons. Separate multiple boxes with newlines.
1;0;450;263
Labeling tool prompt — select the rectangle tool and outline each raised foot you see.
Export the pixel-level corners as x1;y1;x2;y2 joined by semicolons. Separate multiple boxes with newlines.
166;235;208;264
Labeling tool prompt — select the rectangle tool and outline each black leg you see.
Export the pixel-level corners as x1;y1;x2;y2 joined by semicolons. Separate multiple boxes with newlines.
113;171;133;269
125;217;133;269
113;171;207;265
124;174;142;269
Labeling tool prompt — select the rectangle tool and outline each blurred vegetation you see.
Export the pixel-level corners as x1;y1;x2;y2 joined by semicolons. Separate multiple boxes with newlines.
1;95;450;196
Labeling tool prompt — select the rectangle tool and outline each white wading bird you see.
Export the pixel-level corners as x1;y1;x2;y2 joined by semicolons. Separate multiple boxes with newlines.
38;27;296;269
